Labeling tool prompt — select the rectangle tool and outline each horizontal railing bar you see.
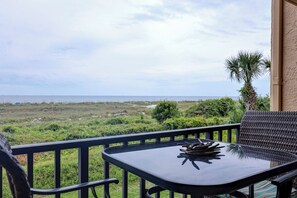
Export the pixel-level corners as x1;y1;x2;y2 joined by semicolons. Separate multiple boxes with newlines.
12;124;240;155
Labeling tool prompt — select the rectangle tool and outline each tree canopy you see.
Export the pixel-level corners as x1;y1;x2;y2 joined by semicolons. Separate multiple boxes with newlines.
225;51;269;110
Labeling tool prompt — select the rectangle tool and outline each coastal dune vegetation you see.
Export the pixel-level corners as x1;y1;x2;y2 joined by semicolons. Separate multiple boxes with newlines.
0;97;269;197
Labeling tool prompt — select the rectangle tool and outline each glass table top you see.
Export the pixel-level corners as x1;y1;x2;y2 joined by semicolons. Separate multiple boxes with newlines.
103;140;297;195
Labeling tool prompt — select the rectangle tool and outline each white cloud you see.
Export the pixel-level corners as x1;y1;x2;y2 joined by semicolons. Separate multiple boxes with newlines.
0;0;271;96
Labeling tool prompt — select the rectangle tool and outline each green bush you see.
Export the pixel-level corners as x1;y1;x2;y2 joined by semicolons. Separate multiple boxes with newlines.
257;95;270;111
101;123;162;136
2;125;17;133
231;96;270;124
229;109;245;123
206;116;230;125
87;119;101;126
105;117;129;125
238;98;247;111
185;97;235;118
44;123;61;132
65;133;94;140
134;119;151;124
152;101;180;123
163;117;207;130
238;95;270;111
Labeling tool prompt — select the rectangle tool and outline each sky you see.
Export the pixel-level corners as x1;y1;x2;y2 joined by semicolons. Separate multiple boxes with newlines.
0;0;271;97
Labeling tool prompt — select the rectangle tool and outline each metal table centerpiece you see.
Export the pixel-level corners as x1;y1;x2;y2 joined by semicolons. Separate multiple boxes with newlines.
179;139;224;155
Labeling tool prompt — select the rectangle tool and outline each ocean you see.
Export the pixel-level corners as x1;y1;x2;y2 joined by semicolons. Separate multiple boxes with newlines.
0;95;238;104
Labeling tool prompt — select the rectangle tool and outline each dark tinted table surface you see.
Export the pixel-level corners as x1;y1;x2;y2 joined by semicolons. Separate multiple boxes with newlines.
102;140;297;195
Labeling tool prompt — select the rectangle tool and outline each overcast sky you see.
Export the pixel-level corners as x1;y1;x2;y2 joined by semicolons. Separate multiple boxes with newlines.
0;0;271;96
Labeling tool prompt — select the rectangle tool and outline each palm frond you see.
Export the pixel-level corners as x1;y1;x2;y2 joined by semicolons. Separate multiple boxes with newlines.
225;56;241;82
261;57;271;72
237;51;263;83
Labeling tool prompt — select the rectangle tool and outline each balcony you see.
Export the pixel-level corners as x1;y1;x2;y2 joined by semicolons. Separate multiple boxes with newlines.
0;124;240;198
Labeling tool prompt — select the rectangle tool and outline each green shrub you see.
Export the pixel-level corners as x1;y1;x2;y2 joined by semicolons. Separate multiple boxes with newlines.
238;95;270;112
65;133;94;140
163;117;207;130
45;123;61;132
87;119;101;126
231;96;270;124
229;109;245;123
238;98;247;111
101;123;162;136
134;119;151;124
206;116;230;126
185;97;235;118
105;117;129;125
257;95;270;111
2;125;17;133
152;101;180;123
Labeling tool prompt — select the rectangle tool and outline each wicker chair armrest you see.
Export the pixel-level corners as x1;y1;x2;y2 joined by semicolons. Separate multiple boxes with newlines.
271;169;297;187
31;178;119;195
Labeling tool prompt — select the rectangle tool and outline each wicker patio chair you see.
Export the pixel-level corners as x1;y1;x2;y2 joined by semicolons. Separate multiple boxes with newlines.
211;111;297;198
238;110;297;198
148;111;297;198
0;133;119;198
220;110;297;198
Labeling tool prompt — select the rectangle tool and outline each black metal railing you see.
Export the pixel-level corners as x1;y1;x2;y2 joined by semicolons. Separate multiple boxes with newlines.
1;123;240;198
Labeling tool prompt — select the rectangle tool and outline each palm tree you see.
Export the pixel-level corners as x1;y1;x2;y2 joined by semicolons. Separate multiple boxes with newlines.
225;51;264;110
262;57;271;72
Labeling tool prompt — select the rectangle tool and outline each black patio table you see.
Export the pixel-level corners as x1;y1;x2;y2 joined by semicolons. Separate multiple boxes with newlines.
102;140;297;198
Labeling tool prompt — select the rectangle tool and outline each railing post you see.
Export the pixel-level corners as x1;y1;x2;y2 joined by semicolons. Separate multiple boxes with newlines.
0;166;2;198
27;153;34;187
55;150;61;198
122;142;128;198
104;144;110;197
140;178;146;198
236;128;240;143
206;132;213;140
218;130;222;141
156;137;161;143
156;191;160;198
195;133;199;139
139;140;146;198
249;185;254;198
122;169;128;198
78;146;89;198
227;129;232;143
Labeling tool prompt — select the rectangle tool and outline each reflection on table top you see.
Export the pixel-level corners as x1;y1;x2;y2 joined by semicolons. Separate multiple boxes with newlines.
102;140;297;195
